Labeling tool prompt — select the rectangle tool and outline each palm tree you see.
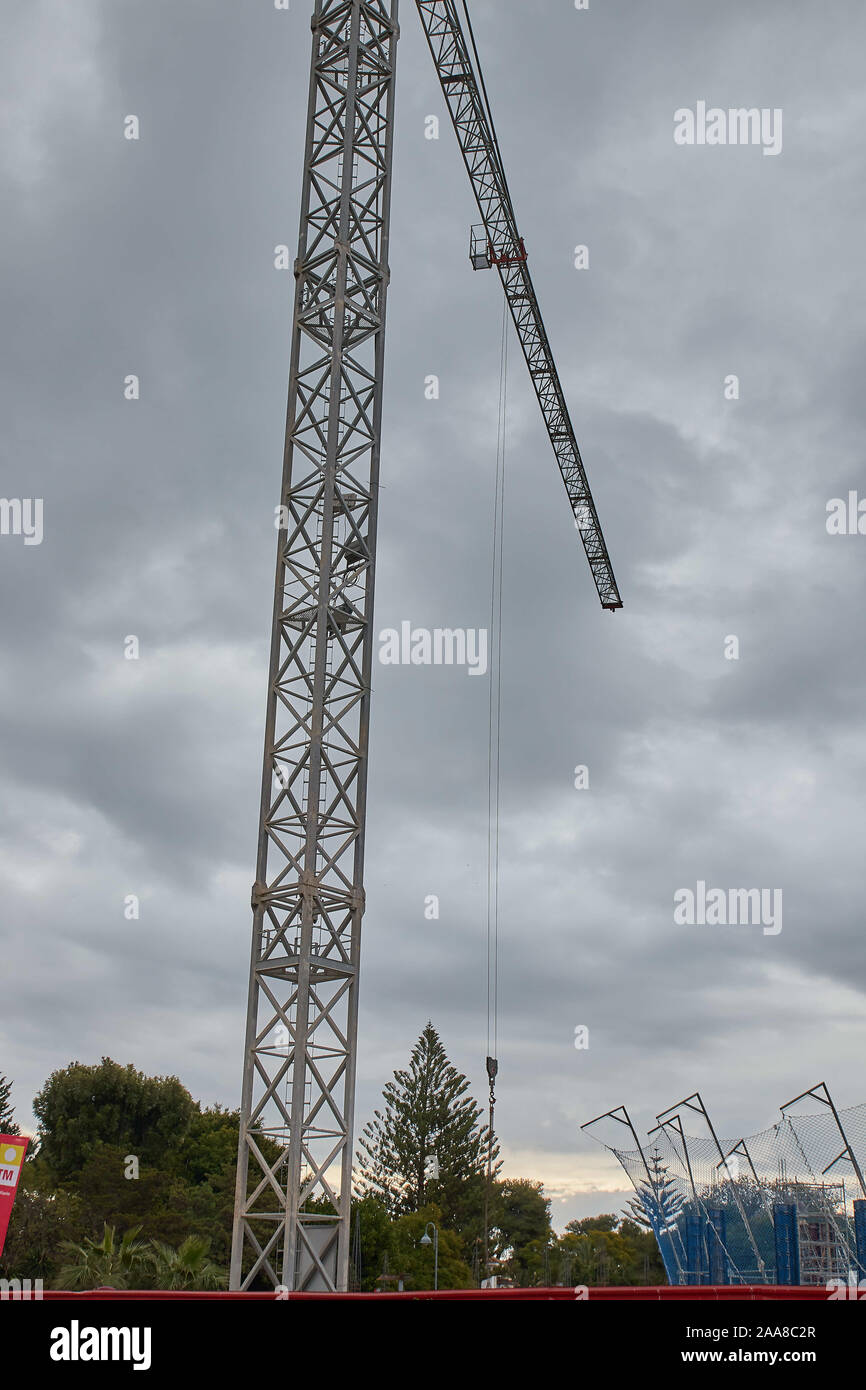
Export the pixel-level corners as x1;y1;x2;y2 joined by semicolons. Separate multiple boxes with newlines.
56;1224;149;1290
147;1235;226;1290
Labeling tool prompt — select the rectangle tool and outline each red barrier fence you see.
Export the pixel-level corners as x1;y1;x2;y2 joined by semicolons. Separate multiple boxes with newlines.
28;1284;831;1301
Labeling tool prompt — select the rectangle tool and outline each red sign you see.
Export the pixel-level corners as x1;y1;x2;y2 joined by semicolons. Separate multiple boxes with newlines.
0;1134;29;1258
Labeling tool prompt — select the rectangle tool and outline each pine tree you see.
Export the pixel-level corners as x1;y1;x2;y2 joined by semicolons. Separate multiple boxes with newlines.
0;1073;20;1135
355;1023;498;1216
627;1148;684;1234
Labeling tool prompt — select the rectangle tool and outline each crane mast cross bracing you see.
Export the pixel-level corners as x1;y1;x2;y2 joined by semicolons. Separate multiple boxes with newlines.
416;0;622;611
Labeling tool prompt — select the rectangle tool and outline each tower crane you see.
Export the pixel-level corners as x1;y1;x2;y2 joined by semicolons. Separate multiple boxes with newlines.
230;0;622;1294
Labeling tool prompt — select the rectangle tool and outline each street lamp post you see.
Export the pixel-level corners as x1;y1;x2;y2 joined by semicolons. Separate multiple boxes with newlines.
419;1221;439;1291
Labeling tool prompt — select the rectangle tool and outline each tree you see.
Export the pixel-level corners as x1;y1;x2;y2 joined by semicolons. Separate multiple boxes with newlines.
492;1179;552;1284
626;1149;684;1234
147;1235;226;1290
60;1144;190;1248
566;1212;619;1235
173;1105;240;1187
166;1107;247;1269
555;1218;666;1287
386;1205;473;1291
350;1193;394;1292
32;1058;197;1182
355;1023;497;1218
55;1223;150;1291
0;1187;86;1284
0;1073;20;1135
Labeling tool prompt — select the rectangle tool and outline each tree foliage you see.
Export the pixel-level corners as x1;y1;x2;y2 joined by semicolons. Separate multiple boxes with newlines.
0;1042;670;1292
350;1197;473;1291
33;1057;197;1181
493;1179;551;1280
626;1148;685;1234
56;1223;150;1291
388;1206;474;1291
0;1073;20;1135
53;1223;226;1292
146;1235;226;1290
355;1023;498;1218
0;1186;86;1282
554;1217;666;1286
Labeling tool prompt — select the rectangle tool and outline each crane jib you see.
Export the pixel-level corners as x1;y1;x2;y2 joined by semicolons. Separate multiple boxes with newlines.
415;0;623;612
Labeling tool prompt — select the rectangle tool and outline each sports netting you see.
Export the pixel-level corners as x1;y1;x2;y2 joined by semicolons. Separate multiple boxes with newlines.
592;1102;866;1285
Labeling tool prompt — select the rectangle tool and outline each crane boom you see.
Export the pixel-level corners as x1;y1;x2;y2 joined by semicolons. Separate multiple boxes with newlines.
416;0;622;610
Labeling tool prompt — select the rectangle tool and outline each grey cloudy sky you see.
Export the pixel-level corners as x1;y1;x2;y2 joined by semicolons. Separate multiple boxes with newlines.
2;0;865;1228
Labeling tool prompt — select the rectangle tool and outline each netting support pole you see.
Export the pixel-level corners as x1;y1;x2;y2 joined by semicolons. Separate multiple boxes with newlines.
582;1106;654;1186
706;1208;730;1285
773;1203;801;1285
854;1200;866;1281
655;1093;766;1279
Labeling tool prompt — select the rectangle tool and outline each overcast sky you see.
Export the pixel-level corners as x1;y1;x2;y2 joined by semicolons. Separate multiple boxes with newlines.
2;0;865;1230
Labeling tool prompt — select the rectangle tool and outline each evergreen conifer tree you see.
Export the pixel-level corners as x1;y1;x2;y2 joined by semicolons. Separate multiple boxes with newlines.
0;1073;20;1135
355;1023;497;1216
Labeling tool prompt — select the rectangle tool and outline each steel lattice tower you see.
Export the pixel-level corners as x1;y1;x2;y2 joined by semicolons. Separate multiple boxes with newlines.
230;0;400;1292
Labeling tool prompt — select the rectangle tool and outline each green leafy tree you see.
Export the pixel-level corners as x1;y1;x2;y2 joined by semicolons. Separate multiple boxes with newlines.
441;1169;489;1259
355;1023;498;1218
350;1193;394;1291
172;1105;240;1186
0;1073;20;1135
555;1215;667;1286
0;1187;86;1283
55;1223;150;1290
567;1212;619;1235
4;1066;285;1289
168;1108;245;1269
62;1112;266;1274
33;1058;197;1182
386;1205;474;1291
492;1179;552;1284
347;1195;473;1292
59;1144;194;1248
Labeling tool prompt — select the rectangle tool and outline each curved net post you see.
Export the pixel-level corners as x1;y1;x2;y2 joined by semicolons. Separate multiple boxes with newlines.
781;1083;866;1198
655;1095;768;1283
583;1107;686;1284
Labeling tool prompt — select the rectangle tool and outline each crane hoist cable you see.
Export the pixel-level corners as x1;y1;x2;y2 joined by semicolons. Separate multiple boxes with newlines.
486;295;507;1074
413;0;623;1283
483;295;507;1278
